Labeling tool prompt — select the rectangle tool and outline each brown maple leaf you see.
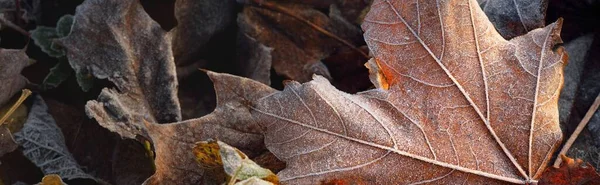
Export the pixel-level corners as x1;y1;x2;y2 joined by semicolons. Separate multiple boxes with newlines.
227;0;565;183
142;73;274;184
539;155;600;185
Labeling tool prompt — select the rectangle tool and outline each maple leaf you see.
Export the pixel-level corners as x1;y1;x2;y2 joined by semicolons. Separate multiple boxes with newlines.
202;0;565;183
539;155;600;185
479;0;548;39
57;0;182;139
142;72;274;184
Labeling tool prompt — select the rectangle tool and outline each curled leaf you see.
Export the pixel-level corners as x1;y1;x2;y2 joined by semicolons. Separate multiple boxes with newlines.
143;72;273;184
58;0;182;139
193;140;278;184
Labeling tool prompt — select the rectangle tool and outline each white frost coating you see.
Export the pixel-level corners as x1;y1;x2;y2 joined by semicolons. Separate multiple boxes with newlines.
14;95;95;181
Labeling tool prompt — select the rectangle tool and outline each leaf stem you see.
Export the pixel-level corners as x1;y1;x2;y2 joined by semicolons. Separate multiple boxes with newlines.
0;16;29;37
250;0;370;59
553;92;600;168
0;89;32;125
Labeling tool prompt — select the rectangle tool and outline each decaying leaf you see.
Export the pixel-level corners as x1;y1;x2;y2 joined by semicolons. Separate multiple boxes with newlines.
142;73;274;184
14;95;95;181
479;0;548;39
207;0;565;183
235;177;274;185
0;49;30;107
539;155;600;185
36;174;66;185
238;1;363;82
193;140;278;184
57;0;182;139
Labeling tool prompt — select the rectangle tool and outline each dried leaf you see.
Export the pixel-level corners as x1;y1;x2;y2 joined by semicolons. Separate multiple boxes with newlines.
218;141;278;183
143;72;274;184
218;0;565;183
14;95;95;181
0;49;30;107
193;140;278;184
479;0;548;39
238;1;362;82
539;155;600;185
37;174;66;185
235;177;274;185
57;0;182;139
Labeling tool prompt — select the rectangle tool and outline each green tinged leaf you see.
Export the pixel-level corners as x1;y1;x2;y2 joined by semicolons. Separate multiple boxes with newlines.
217;141;278;183
56;15;74;38
32;14;92;91
193;140;279;184
30;27;63;58
75;70;94;92
42;58;72;90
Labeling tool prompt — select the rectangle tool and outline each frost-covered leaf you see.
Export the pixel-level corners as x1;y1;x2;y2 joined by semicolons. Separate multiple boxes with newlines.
235;177;274;185
30;27;63;58
57;0;182;139
143;72;273;184
192;140;278;184
218;141;278;183
30;15;74;58
0;49;30;107
14;95;95;181
479;0;548;39
210;0;565;183
42;58;72;90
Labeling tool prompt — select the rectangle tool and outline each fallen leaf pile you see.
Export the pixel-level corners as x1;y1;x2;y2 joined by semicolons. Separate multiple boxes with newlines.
2;0;600;184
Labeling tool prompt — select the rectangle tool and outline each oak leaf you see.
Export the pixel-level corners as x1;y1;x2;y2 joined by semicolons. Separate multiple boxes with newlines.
57;0;182;139
225;0;565;183
142;73;274;184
